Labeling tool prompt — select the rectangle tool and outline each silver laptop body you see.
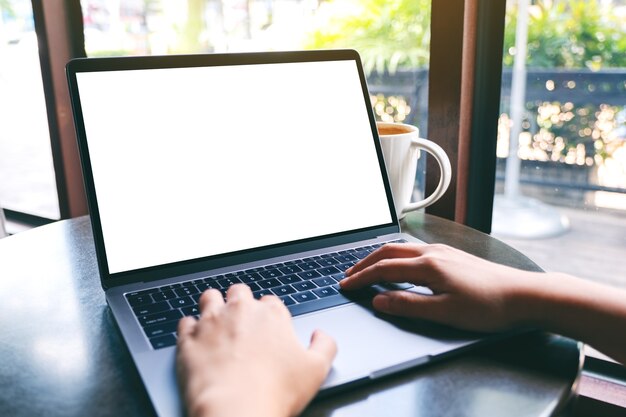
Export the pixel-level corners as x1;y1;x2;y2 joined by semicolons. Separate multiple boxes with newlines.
66;50;481;417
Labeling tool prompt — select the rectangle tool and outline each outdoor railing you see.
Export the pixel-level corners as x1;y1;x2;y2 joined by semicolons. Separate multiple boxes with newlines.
367;68;626;202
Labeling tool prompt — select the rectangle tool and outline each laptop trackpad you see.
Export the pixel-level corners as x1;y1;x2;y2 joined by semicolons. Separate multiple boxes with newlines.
292;303;480;389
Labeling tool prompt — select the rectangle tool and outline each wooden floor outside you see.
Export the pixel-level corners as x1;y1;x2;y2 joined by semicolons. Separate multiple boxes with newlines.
493;206;626;289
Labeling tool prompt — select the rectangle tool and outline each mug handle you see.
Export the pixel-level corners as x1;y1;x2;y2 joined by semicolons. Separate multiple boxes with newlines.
401;138;452;214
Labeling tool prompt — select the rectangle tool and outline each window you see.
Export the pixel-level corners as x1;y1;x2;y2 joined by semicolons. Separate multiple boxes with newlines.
0;0;60;219
2;0;453;231
77;0;433;203
80;0;430;125
492;0;626;287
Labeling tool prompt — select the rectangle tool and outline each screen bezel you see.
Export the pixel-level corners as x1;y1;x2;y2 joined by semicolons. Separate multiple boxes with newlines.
66;49;399;289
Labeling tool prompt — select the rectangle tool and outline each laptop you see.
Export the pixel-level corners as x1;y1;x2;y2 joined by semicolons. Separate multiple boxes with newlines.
66;49;483;417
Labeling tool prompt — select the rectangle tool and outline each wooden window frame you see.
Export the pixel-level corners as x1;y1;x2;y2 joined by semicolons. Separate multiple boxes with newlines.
30;0;87;221
25;0;505;229
426;0;507;233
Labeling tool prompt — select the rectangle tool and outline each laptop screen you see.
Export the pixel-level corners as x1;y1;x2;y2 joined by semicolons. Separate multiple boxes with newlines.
75;56;394;275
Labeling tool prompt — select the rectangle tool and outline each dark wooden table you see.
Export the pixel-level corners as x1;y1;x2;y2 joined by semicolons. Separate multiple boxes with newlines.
0;213;583;417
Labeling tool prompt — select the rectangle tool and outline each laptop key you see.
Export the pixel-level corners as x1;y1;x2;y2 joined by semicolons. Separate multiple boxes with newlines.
151;289;177;301
139;309;182;327
318;266;341;276
244;282;261;292
197;282;220;292
354;250;370;259
292;281;317;291
175;286;199;297
298;270;322;280
259;269;283;279
312;276;336;287
127;288;160;298
150;334;177;350
278;274;302;285
335;254;357;263
144;320;179;338
280;295;296;306
133;301;171;316
169;296;194;309
278;265;303;275
287;293;356;317
313;286;338;298
292;291;317;303
317;258;339;267
217;277;242;288
253;289;274;299
127;294;154;307
331;272;346;282
335;262;355;272
181;305;200;316
240;273;264;284
299;261;321;271
271;285;296;296
258;278;282;289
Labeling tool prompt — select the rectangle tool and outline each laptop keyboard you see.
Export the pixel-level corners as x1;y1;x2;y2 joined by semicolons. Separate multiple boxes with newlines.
125;239;407;349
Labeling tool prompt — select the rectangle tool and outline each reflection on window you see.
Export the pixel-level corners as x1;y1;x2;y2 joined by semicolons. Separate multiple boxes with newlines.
493;0;626;287
0;0;60;219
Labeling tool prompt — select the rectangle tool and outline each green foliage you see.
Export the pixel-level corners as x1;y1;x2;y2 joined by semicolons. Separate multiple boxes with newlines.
503;0;626;69
515;101;622;165
305;0;431;74
306;0;626;72
0;0;15;17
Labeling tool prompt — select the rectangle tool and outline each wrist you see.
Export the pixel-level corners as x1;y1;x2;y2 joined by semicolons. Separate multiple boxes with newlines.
506;270;556;329
188;385;290;417
509;272;600;332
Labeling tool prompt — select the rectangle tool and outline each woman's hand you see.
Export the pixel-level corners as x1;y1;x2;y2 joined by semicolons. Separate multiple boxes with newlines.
176;284;337;417
340;243;542;332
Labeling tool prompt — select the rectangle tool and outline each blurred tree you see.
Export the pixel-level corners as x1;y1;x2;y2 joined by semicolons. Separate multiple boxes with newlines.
307;0;626;72
305;0;431;74
0;0;15;25
503;0;626;69
0;0;14;13
177;0;207;53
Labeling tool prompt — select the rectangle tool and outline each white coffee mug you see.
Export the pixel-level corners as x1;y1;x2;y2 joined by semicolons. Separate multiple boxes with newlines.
377;122;452;218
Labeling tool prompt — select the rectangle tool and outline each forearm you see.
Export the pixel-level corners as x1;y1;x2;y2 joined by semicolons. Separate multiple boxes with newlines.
519;272;626;364
187;390;285;417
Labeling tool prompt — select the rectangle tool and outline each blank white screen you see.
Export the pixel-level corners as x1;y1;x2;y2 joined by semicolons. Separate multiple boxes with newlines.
77;60;393;274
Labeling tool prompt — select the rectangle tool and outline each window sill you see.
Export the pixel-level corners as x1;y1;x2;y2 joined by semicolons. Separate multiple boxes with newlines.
570;346;626;416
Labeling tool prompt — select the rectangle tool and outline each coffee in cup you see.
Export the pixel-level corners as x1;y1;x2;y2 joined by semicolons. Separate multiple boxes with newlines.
377;122;452;218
